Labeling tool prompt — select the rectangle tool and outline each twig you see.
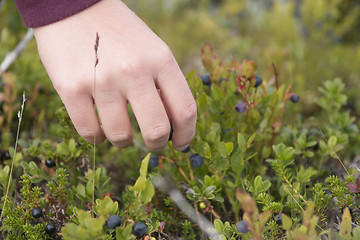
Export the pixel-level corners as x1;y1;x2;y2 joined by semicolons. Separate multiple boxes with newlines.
0;91;26;222
0;28;34;75
153;175;221;239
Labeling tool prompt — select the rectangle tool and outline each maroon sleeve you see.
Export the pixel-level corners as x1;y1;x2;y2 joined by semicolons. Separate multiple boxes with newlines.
14;0;102;28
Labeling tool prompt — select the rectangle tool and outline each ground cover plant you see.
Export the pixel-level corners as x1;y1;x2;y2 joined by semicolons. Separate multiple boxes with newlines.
1;40;360;239
1;0;360;239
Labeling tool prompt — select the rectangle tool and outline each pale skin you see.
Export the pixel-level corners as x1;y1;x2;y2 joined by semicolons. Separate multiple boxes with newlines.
33;0;197;151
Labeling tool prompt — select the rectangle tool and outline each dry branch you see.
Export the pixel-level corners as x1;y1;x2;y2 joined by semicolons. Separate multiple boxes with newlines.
0;28;34;75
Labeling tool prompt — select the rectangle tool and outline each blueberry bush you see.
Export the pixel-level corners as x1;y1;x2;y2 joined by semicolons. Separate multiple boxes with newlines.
1;0;360;240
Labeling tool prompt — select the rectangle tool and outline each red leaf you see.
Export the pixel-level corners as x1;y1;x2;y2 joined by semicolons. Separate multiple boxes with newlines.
346;182;360;193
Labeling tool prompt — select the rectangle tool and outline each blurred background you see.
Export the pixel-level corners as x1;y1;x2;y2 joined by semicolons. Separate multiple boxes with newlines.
1;0;360;124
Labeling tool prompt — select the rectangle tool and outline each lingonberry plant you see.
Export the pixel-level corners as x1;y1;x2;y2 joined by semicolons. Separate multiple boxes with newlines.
1;41;360;240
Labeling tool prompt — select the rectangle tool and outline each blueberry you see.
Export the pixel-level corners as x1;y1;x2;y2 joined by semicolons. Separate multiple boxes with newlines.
235;101;246;113
149;155;159;168
219;77;228;85
236;220;249;233
201;74;211;86
290;94;300;103
38;85;45;95
3;151;11;160
45;223;56;234
223;128;232;134
275;213;282;225
45;159;56;168
107;215;122;229
132;222;147;238
32;207;43;218
254;75;263;88
189;154;204;168
181;146;191;153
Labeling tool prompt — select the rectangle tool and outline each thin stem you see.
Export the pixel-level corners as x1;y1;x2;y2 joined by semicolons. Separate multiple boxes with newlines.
92;33;100;216
0;92;26;221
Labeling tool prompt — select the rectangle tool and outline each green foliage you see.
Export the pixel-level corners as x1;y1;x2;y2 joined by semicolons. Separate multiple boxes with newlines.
1;1;360;239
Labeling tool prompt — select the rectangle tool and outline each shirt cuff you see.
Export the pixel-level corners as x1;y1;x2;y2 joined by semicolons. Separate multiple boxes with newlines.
14;0;102;28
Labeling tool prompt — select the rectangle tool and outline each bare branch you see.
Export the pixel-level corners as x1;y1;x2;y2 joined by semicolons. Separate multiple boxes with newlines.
153;175;221;239
0;28;34;75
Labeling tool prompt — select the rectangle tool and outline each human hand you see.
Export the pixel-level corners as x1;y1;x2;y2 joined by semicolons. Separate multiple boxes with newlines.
33;0;197;151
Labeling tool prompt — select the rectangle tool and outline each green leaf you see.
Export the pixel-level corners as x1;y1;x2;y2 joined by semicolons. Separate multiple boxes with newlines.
339;207;352;240
218;142;228;158
258;180;271;193
237;133;246;152
214;219;223;231
210;84;223;100
95;196;118;217
139;179;155;204
69;139;76;153
328;136;337;149
197;141;211;158
273;144;294;161
86;181;94;198
129;176;147;192
203;185;216;196
56;142;69;155
116;224;136;240
140;153;151;178
247;133;256;148
282;214;292;230
76;184;86;200
353;228;360;240
254;176;262;190
226;142;234;156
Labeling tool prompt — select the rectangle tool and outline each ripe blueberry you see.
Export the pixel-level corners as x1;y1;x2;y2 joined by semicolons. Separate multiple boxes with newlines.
149;155;159;168
201;74;211;86
235;101;246;113
181;145;191;153
4;151;11;160
45;223;56;234
107;215;122;229
290;94;300;103
236;220;249;233
45;159;56;168
219;77;228;85
189;154;204;168
254;75;263;88
275;213;282;225
32;207;43;218
132;222;147;238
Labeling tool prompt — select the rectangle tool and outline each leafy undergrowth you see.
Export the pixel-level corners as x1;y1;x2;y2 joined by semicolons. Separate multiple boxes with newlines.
1;43;360;239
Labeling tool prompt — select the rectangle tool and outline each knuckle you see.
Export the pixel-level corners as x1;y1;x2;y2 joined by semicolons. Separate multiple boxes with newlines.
158;45;175;65
180;101;197;123
77;127;95;141
57;76;89;97
118;61;142;78
145;125;170;143
107;131;132;146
